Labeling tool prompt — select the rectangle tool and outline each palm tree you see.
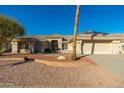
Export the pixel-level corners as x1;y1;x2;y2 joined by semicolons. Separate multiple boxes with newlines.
71;5;80;60
0;15;25;55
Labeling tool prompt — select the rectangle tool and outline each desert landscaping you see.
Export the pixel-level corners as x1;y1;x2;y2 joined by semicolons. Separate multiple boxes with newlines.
0;53;124;87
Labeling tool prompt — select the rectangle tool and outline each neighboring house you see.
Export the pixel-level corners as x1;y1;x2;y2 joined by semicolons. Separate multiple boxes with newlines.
11;33;124;54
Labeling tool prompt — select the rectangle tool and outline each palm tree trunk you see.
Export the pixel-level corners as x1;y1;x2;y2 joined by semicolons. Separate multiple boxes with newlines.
71;5;80;60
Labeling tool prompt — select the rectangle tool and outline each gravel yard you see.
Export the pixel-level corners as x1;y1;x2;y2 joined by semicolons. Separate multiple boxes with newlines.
0;53;86;62
0;59;124;88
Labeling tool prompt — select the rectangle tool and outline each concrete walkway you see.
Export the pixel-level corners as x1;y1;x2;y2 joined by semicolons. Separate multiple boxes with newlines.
87;54;124;80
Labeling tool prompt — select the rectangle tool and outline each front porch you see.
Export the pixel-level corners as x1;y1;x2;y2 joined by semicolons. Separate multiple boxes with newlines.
11;38;39;53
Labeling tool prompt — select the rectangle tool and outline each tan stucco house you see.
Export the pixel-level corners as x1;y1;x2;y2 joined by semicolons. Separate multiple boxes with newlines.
11;33;124;55
11;34;72;54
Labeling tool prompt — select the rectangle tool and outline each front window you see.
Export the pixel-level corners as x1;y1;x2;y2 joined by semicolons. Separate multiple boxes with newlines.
63;43;68;49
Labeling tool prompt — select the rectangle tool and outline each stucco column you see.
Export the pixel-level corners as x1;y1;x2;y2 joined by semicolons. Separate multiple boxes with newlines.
11;41;19;53
30;42;35;53
58;39;62;50
76;40;82;54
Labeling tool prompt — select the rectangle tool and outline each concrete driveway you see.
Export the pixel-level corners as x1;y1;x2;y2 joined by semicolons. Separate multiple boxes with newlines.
87;54;124;80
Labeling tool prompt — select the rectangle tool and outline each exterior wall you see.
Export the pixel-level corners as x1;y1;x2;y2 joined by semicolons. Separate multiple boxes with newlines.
19;41;46;53
47;38;62;50
11;40;50;54
76;41;82;54
30;42;36;53
35;41;43;53
11;41;19;53
20;49;31;53
111;41;121;54
35;41;49;53
68;43;73;51
58;39;62;50
11;41;36;53
120;43;124;53
11;37;123;55
67;40;122;54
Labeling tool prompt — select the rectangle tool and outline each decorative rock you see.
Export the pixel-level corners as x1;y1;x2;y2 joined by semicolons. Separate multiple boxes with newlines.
57;56;66;60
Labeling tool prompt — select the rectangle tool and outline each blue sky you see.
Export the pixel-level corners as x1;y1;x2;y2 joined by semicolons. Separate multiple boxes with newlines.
0;5;124;35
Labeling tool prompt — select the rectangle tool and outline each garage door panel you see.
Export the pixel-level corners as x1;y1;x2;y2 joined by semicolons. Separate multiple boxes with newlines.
82;42;112;54
76;41;121;54
83;43;92;54
94;43;111;54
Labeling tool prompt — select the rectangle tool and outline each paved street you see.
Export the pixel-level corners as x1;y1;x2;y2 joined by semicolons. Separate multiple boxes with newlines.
88;54;124;80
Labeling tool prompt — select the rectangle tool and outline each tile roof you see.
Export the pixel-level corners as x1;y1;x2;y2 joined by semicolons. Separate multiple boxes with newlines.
12;33;124;42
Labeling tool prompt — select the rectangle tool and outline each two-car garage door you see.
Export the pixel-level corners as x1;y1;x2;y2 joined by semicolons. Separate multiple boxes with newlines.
76;40;120;54
81;42;112;54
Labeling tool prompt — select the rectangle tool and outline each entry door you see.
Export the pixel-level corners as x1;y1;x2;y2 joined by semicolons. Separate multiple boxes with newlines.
51;40;58;52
